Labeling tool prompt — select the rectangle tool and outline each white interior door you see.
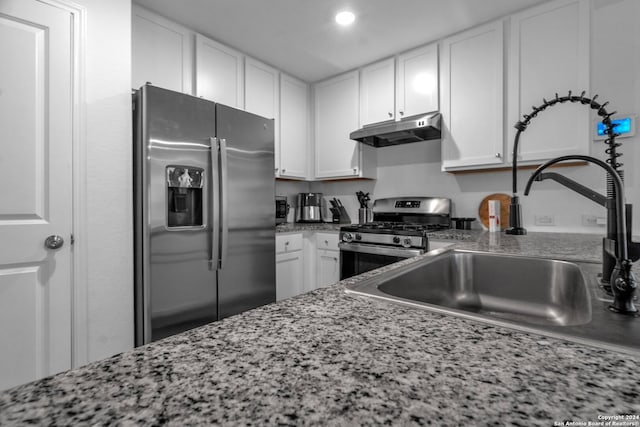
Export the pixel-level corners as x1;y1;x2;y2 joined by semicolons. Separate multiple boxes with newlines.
0;0;73;390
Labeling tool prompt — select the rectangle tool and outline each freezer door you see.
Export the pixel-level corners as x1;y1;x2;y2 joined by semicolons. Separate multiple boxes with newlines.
215;104;276;318
135;85;218;345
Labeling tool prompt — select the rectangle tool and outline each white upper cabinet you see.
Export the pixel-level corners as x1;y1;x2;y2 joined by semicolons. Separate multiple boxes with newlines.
245;57;279;119
132;6;193;93
279;73;309;179
441;20;504;171
507;0;589;164
396;43;439;119
314;71;376;179
360;57;395;126
195;34;244;108
245;57;280;174
360;47;439;127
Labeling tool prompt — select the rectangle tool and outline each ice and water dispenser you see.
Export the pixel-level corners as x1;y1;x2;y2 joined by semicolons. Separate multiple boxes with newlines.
166;166;204;227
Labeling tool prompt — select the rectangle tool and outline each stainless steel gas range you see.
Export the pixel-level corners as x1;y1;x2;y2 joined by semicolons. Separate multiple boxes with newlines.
339;197;451;279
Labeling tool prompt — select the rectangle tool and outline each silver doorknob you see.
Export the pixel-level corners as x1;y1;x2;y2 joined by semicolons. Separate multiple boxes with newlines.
45;235;64;250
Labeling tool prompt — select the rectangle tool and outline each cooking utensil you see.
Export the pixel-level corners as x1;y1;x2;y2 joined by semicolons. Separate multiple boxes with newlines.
358;208;373;224
356;191;370;209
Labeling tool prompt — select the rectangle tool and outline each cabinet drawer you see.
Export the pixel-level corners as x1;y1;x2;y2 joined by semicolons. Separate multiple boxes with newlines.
276;233;303;254
316;232;339;251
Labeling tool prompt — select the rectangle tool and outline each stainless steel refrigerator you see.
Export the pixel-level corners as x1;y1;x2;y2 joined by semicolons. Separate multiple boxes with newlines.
133;84;275;346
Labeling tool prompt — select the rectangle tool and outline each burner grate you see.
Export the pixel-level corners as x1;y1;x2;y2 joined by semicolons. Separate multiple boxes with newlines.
353;221;450;233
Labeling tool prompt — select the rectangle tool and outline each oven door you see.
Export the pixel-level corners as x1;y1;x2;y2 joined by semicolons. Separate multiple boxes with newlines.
339;243;423;280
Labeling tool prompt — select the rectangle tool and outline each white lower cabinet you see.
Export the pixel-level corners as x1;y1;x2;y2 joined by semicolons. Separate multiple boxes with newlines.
276;230;340;300
316;249;340;288
275;233;304;301
275;251;304;301
315;232;340;288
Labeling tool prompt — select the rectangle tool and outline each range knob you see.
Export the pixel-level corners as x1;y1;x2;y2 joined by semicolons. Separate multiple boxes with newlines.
342;232;354;243
355;234;362;241
392;236;400;244
402;238;412;248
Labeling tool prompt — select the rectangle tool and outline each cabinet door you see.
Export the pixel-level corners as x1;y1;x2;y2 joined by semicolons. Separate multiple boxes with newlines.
508;0;589;163
276;233;303;254
360;57;395;126
245;57;279;119
245;57;279;174
396;43;439;119
314;71;361;178
316;232;339;252
316;249;340;288
195;34;244;108
279;73;309;179
276;251;304;301
132;6;192;93
441;20;504;170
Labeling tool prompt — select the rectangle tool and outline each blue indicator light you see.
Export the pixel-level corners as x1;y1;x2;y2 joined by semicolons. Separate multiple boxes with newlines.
597;117;632;136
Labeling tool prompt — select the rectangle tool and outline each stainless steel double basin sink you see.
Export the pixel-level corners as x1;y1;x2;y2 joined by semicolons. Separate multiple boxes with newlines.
345;248;640;355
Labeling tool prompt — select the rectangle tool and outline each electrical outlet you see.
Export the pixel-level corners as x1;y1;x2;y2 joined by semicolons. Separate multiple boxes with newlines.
582;215;597;226
582;215;606;227
534;214;555;226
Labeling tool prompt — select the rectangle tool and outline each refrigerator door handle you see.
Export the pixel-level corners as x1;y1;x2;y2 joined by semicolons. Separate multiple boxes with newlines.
209;137;220;270
219;138;229;270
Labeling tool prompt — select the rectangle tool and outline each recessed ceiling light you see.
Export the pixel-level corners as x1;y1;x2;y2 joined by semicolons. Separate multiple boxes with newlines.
335;11;355;26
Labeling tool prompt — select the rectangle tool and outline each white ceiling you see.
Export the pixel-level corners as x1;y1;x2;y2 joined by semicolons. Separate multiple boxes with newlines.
133;0;550;83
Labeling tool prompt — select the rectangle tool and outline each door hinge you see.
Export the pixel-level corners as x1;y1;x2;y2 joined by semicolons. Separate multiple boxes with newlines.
70;234;75;245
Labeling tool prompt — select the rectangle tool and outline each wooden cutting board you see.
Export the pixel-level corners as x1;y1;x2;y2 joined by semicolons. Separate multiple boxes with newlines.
478;193;511;230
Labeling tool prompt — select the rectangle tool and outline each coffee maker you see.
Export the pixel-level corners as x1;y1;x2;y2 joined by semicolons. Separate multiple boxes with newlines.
295;193;323;223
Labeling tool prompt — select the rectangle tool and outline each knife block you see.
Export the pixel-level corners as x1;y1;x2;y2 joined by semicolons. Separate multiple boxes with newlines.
330;206;351;224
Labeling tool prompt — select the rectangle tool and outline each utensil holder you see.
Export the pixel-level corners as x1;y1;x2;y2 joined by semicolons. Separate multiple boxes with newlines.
358;208;373;224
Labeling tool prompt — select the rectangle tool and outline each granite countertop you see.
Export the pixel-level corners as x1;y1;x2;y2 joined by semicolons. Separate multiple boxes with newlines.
429;230;603;262
276;222;343;233
2;232;639;425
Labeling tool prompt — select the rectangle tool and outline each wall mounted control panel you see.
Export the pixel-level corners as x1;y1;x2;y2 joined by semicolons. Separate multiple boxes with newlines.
594;114;636;140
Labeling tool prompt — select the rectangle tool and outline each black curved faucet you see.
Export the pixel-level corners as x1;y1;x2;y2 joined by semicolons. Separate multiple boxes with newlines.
524;155;637;314
507;91;623;237
507;91;639;315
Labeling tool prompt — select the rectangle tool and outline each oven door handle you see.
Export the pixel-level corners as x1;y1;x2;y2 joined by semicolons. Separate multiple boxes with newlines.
338;242;423;258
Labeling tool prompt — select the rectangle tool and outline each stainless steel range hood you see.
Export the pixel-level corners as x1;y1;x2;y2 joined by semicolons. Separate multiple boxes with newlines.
349;112;441;147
